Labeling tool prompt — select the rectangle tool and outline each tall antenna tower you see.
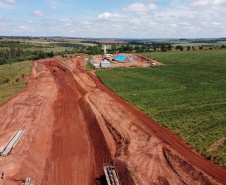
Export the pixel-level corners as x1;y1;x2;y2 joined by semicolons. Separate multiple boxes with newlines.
104;45;107;55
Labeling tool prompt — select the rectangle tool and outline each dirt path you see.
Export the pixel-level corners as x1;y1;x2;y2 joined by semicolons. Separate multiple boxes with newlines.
0;56;225;185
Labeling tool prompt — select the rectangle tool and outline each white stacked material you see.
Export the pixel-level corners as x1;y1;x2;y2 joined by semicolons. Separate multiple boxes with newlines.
25;177;31;185
104;167;111;185
1;130;25;157
0;131;18;153
104;164;120;185
13;130;25;148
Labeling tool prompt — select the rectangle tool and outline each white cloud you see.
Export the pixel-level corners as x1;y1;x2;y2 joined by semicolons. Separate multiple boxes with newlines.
188;0;226;13
98;12;110;20
98;12;128;22
18;26;28;30
2;0;17;3
32;10;45;16
0;1;11;9
0;15;8;21
50;5;56;9
123;3;157;15
189;0;226;7
25;20;34;24
59;18;73;26
82;21;91;25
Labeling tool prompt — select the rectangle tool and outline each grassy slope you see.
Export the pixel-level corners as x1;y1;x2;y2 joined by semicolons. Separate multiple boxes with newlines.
96;50;226;167
0;61;32;105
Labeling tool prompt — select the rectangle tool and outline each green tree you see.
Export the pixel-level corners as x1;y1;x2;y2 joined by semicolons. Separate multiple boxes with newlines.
176;45;183;51
161;44;167;52
135;45;140;53
152;45;157;52
166;44;172;51
111;44;117;53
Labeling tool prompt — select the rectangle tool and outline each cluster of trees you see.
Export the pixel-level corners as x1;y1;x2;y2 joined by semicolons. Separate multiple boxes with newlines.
81;40;101;45
81;43;174;54
175;45;184;51
0;48;24;65
110;43;173;53
85;43;226;54
0;45;88;65
86;43;103;55
28;50;54;60
0;48;56;65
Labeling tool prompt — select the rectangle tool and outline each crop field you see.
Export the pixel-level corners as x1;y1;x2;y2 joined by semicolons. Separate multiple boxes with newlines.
170;40;226;48
0;61;32;105
96;50;226;167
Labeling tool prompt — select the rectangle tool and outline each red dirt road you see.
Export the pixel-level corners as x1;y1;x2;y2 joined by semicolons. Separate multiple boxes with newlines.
42;63;94;185
0;56;225;185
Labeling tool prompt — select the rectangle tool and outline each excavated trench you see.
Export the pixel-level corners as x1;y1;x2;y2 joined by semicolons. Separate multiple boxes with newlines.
42;61;112;185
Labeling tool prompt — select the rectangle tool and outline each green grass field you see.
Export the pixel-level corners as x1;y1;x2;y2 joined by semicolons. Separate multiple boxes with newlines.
0;61;32;105
96;50;226;167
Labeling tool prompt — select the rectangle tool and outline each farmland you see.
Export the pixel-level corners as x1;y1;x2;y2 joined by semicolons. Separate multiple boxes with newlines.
0;40;225;184
96;50;226;167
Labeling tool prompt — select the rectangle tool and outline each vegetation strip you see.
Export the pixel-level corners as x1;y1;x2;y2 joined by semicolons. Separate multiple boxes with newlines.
0;61;32;105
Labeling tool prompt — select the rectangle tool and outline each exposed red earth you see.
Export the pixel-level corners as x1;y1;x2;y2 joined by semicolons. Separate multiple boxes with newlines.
135;55;164;66
0;56;225;185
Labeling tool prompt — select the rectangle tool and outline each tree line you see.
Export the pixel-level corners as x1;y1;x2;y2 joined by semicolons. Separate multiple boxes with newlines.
1;42;225;65
0;48;56;65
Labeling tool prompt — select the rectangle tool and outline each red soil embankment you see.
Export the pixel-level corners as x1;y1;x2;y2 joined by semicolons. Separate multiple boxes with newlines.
79;98;112;175
0;61;58;184
136;55;164;65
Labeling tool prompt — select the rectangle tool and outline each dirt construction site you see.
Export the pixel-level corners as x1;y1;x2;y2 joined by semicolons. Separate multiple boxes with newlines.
0;56;225;185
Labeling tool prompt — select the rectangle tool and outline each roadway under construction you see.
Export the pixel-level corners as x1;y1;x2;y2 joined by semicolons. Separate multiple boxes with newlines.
0;56;225;184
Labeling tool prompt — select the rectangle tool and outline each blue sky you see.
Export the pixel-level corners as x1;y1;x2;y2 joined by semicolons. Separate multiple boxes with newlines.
0;0;226;38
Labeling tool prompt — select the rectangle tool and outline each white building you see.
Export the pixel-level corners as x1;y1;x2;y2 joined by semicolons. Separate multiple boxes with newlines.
101;60;110;68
